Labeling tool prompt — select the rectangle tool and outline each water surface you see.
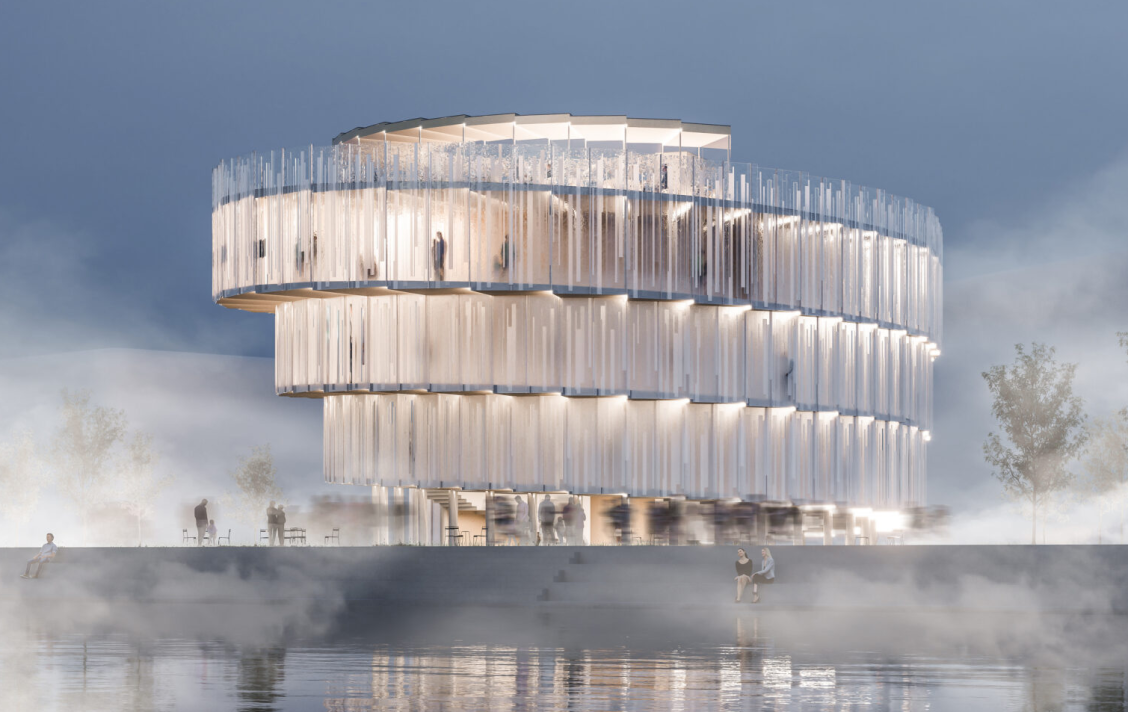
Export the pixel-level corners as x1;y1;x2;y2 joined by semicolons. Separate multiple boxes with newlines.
3;610;1126;711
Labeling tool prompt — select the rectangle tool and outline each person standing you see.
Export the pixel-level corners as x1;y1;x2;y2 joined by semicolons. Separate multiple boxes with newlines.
266;501;278;546
206;519;218;545
277;505;288;545
574;498;587;545
538;494;556;545
194;499;208;547
561;497;576;545
432;231;447;281
21;533;57;579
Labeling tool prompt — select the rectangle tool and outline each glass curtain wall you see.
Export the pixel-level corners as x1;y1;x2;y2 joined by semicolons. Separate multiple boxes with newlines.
324;393;926;507
214;145;942;343
276;296;936;431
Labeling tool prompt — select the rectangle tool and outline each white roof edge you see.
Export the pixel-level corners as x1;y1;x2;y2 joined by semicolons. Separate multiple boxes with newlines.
334;113;731;145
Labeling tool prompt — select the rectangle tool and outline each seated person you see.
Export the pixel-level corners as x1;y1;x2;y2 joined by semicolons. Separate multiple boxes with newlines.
750;547;775;603
22;533;57;579
734;548;754;602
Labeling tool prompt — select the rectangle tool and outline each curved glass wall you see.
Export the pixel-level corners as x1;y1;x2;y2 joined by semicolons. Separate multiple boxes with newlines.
275;294;936;429
213;142;942;341
323;393;927;507
213;115;942;509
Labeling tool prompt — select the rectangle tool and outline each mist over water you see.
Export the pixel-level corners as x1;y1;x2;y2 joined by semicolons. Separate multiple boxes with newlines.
4;608;1128;711
1;4;1127;711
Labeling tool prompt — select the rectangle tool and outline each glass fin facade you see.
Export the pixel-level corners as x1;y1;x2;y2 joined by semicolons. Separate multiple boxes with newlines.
213;114;941;508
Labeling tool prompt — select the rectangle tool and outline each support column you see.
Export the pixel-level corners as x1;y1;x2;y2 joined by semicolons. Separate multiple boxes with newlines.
485;492;494;546
823;511;833;546
447;490;460;546
439;499;449;546
843;512;855;545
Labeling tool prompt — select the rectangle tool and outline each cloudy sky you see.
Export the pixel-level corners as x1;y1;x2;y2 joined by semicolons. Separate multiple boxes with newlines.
0;1;1125;539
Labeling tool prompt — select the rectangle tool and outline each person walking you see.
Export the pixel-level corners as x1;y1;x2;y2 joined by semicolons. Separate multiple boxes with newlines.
561;497;576;545
750;547;775;603
563;496;587;545
21;533;57;579
266;501;279;546
538;494;556;545
194;499;208;547
610;496;631;544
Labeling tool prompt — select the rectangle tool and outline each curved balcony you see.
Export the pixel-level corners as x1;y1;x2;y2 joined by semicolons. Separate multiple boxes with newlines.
213;142;943;341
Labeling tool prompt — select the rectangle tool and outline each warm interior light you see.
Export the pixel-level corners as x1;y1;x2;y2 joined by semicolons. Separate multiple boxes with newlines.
872;510;905;533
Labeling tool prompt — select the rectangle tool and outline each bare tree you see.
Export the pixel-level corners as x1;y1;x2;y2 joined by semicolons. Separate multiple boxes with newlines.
228;445;282;539
112;432;172;546
983;343;1088;544
1082;411;1128;544
49;389;128;537
0;428;44;544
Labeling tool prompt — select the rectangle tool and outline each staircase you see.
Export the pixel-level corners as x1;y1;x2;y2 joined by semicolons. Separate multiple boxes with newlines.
424;489;478;512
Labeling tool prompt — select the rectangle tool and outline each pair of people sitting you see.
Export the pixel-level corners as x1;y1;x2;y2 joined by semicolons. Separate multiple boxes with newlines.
735;547;774;603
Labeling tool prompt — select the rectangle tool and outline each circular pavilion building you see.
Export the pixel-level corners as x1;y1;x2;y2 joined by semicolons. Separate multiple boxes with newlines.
212;114;942;543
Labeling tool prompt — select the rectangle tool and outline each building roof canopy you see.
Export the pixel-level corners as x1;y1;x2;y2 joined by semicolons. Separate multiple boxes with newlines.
334;113;731;152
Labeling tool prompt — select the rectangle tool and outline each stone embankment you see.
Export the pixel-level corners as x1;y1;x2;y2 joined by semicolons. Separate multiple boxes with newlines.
2;545;1124;614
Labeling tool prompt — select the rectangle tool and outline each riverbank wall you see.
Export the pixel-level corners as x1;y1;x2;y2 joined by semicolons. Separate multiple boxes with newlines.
2;545;1125;614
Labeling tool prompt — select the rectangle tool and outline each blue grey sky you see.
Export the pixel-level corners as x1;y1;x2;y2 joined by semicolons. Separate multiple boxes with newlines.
1;0;1126;520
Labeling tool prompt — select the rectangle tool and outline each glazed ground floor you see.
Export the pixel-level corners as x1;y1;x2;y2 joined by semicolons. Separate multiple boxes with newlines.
369;486;909;547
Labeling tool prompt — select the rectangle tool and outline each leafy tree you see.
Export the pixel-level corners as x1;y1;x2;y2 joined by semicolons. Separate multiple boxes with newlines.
49;389;127;536
112;432;171;546
0;428;44;544
982;343;1087;544
1082;411;1128;544
227;445;282;537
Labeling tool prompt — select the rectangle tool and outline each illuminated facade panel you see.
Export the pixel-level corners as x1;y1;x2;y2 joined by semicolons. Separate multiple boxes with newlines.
274;295;935;429
323;394;927;507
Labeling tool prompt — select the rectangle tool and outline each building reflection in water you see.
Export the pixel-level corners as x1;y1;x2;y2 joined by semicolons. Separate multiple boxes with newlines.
236;647;286;712
318;618;864;711
9;623;1128;711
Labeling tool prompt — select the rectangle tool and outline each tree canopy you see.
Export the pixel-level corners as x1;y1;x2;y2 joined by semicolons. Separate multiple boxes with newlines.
983;343;1087;544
